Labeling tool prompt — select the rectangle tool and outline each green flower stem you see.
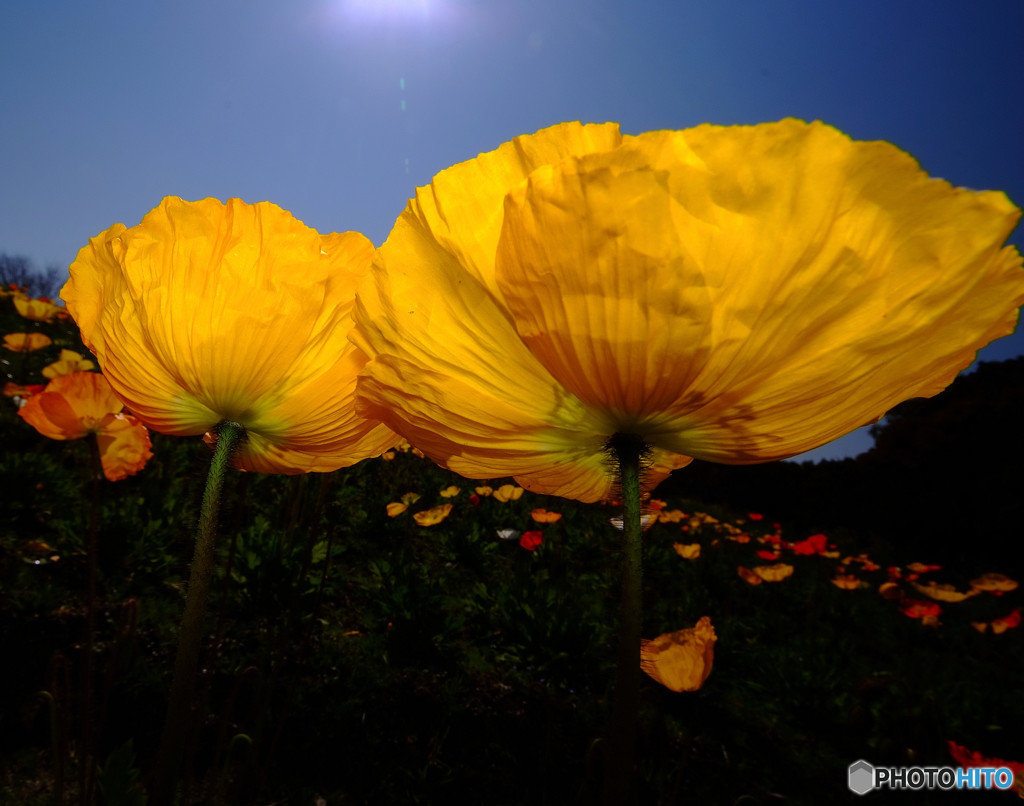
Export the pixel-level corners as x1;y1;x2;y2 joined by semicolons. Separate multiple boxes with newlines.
152;422;244;806
603;433;645;806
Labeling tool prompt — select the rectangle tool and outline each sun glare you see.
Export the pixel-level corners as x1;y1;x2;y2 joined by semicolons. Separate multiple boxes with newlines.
338;0;437;24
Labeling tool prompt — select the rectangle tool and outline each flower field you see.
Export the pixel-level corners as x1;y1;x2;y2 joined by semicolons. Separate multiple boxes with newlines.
2;286;1022;804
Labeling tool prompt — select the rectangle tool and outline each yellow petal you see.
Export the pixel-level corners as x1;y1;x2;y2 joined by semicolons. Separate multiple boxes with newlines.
673;542;701;559
492;484;525;502
753;563;794;582
832;574;863;590
96;413;153;481
640;616;716;692
42;349;96;379
3;332;52;352
413;503;453;527
496;121;1024;463
63;197;397;473
355;120;1023;501
386;502;408;517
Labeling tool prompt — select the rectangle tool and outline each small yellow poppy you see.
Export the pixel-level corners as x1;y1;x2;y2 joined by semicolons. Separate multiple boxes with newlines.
42;349;96;378
413;504;453;527
640;616;716;692
3;332;52;352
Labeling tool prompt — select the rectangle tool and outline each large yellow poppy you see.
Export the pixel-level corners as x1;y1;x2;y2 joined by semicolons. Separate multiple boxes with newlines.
353;120;1024;502
62;197;397;473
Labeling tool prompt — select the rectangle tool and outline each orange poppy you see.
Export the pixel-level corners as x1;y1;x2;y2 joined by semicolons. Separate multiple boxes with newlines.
640;616;716;692
18;372;152;481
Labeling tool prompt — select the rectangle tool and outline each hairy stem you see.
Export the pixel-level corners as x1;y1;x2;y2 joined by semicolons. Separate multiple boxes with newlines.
152;422;244;806
603;433;645;805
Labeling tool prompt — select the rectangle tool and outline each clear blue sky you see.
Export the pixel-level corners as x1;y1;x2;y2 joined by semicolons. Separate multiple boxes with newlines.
2;0;1022;461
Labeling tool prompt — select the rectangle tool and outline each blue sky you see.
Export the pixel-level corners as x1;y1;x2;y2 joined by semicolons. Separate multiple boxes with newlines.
2;0;1022;461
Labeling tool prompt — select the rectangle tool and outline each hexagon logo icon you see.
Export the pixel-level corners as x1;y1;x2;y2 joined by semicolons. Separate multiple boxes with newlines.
848;759;875;795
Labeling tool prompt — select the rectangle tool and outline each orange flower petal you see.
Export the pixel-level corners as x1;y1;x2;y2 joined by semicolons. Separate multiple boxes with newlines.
640;616;716;692
673;542;701;559
413;503;453;527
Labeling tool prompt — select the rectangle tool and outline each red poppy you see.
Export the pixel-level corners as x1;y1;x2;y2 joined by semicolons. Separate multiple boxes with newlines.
991;609;1022;634
947;741;1024;795
791;533;829;555
748;513;764;521
519;530;543;551
898;598;942;619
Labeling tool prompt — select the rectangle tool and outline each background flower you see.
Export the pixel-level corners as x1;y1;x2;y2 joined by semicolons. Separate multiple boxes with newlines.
62;196;396;473
353;120;1024;502
42;349;95;378
18;371;152;481
640;617;716;692
3;332;52;352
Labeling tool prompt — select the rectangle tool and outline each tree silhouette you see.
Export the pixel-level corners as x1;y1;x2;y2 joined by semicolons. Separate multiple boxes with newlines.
0;253;67;298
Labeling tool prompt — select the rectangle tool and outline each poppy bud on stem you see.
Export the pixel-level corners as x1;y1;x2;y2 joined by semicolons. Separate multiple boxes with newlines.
603;433;647;805
153;421;245;806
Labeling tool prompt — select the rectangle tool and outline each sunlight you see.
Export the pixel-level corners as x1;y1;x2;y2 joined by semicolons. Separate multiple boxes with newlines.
335;0;440;25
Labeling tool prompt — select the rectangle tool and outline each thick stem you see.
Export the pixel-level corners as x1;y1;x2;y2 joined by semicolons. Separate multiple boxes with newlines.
603;433;645;806
152;422;244;806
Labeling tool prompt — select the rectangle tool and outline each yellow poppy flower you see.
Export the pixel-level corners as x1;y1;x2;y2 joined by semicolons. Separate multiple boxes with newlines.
3;332;52;352
475;485;494;497
492;483;524;502
439;485;461;498
753;563;794;582
18;372;152;481
353;120;1024;502
14;295;64;323
640;616;716;692
413;503;453;527
42;349;96;378
386;502;408;518
673;542;701;559
832;574;863;590
62;196;397;473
